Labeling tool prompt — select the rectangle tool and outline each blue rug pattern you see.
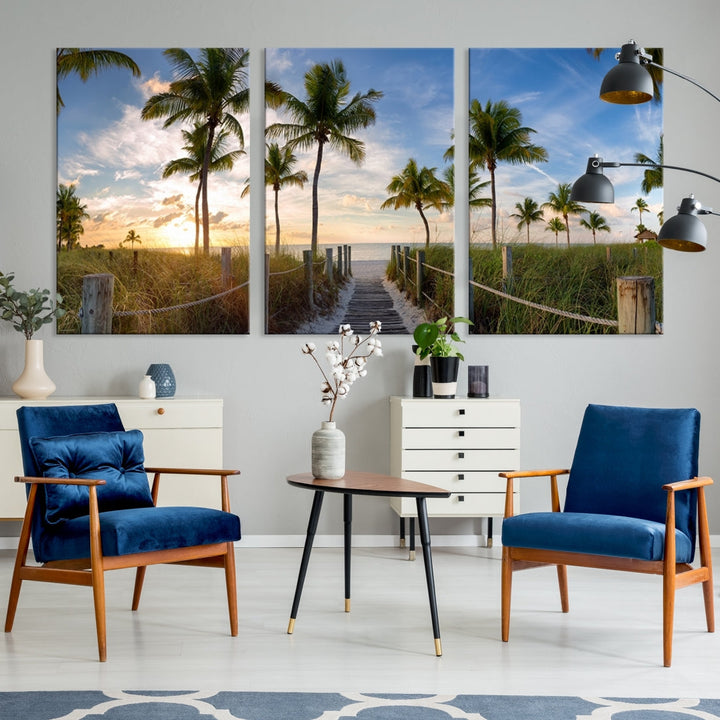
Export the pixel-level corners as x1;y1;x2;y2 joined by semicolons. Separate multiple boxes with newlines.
2;691;720;720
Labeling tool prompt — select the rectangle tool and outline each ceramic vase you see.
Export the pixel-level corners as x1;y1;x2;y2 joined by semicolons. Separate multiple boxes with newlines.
411;344;432;398
12;339;56;400
311;421;346;479
430;356;460;399
147;363;176;397
138;375;156;399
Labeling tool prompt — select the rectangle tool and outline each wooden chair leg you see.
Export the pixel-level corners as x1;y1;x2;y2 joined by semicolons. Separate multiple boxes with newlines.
501;547;512;642
557;565;569;613
132;566;147;611
662;568;675;668
91;563;107;662
225;542;238;636
5;484;37;633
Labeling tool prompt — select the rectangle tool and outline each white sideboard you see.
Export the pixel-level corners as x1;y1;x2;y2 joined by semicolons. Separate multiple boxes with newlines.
0;396;224;519
389;396;520;539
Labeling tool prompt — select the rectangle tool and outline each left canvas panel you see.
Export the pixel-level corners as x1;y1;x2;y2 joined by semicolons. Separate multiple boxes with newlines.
56;48;250;334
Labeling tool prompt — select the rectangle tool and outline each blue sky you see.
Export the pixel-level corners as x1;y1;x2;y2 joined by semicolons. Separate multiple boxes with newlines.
469;47;663;244
265;48;455;249
57;48;250;249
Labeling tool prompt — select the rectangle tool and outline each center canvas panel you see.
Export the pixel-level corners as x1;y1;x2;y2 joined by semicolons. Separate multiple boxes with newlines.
264;48;454;335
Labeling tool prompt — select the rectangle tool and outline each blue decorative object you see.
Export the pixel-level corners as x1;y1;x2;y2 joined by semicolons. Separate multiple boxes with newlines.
147;363;176;397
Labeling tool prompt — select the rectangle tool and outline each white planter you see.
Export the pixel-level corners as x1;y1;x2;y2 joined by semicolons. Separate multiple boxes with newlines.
311;421;346;479
12;339;56;400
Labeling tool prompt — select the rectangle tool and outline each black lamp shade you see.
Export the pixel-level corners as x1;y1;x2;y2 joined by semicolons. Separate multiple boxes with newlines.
570;158;615;203
599;42;654;105
657;197;708;252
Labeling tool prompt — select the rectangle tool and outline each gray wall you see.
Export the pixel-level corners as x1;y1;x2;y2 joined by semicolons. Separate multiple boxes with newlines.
2;0;719;539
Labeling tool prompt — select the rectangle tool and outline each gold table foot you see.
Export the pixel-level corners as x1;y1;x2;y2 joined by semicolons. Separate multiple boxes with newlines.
345;598;351;613
287;618;295;634
435;638;442;656
408;550;416;561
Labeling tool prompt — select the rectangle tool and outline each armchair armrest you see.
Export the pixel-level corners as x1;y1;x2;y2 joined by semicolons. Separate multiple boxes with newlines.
663;476;713;493
144;468;241;511
14;475;106;486
499;469;570;518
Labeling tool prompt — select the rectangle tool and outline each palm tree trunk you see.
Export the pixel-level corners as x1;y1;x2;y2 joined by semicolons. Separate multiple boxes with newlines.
490;168;498;250
418;205;431;247
194;181;201;256
274;188;281;254
201;124;217;256
526;224;530;244
563;213;571;247
311;141;324;256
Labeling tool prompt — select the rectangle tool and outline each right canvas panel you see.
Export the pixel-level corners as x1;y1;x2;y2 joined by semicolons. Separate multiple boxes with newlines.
468;47;663;334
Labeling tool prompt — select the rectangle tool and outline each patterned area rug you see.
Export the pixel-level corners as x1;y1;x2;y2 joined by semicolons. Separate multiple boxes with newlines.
2;692;720;720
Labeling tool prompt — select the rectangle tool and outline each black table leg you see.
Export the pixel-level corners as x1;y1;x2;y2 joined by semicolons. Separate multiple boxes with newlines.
416;496;442;656
409;516;416;561
399;516;406;548
344;493;352;612
288;489;324;633
487;516;493;548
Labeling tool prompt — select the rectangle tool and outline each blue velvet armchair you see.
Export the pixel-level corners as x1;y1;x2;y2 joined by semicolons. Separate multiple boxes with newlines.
500;404;714;667
4;403;241;661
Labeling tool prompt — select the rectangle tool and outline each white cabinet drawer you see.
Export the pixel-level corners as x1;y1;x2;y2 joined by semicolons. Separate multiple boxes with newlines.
401;470;507;493
391;492;516;517
401;448;519;472
402;427;519;450
116;399;222;430
398;399;520;428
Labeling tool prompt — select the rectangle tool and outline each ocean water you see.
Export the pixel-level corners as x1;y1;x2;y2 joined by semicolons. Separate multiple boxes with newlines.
274;242;424;262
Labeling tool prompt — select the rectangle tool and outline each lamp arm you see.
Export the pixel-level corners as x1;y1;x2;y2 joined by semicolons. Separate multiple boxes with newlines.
603;161;720;186
645;60;720;105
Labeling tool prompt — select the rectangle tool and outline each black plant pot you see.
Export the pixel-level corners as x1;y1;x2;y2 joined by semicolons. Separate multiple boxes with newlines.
412;344;432;398
429;356;460;399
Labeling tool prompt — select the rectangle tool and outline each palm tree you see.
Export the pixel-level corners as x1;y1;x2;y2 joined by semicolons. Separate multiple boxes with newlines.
56;184;89;251
579;211;611;244
542;183;586;247
635;135;664;194
250;143;309;254
441;164;491;212
266;60;383;255
545;217;566;246
142;48;256;255
163;123;245;255
466;99;548;249
510;197;544;244
380;159;451;247
57;48;141;114
631;197;650;226
122;229;142;250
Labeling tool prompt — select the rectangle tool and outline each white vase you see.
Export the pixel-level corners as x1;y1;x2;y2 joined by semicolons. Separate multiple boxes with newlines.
12;339;56;400
311;421;346;479
138;374;156;399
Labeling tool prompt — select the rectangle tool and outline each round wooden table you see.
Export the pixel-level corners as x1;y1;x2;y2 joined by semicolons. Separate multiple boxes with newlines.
286;470;450;656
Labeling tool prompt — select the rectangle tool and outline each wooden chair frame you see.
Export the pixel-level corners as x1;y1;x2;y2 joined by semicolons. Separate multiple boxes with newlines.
5;466;240;662
500;469;714;667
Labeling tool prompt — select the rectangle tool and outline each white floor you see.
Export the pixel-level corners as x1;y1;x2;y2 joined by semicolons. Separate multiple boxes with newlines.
1;545;719;697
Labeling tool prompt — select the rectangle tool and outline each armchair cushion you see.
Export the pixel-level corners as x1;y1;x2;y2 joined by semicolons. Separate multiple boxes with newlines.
29;429;154;525
501;511;694;563
36;506;241;562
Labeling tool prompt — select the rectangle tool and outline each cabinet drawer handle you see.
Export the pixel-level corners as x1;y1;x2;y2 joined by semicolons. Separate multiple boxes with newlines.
457;495;465;502
458;452;465;459
458;430;465;437
458;408;465;415
157;407;165;415
458;474;465;480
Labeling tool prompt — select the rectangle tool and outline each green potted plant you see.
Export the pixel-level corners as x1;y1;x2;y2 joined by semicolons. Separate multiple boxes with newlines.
0;271;65;399
413;316;472;398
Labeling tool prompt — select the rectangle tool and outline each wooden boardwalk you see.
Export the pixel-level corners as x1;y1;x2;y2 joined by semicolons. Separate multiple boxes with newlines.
340;261;410;334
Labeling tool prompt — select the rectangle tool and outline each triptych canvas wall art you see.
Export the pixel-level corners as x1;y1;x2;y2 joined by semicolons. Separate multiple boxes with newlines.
56;46;662;336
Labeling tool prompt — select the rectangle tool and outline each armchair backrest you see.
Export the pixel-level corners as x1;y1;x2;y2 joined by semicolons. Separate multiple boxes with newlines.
564;404;700;542
17;403;125;477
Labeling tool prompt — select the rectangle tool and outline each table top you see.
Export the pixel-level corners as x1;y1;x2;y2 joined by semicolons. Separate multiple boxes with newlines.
287;471;450;498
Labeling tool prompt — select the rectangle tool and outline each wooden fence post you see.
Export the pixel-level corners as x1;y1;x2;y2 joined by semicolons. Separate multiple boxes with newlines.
303;250;314;308
81;273;114;334
337;245;343;278
325;248;333;280
221;247;232;289
403;246;410;292
416;249;425;306
346;245;351;276
617;276;655;333
502;245;513;293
